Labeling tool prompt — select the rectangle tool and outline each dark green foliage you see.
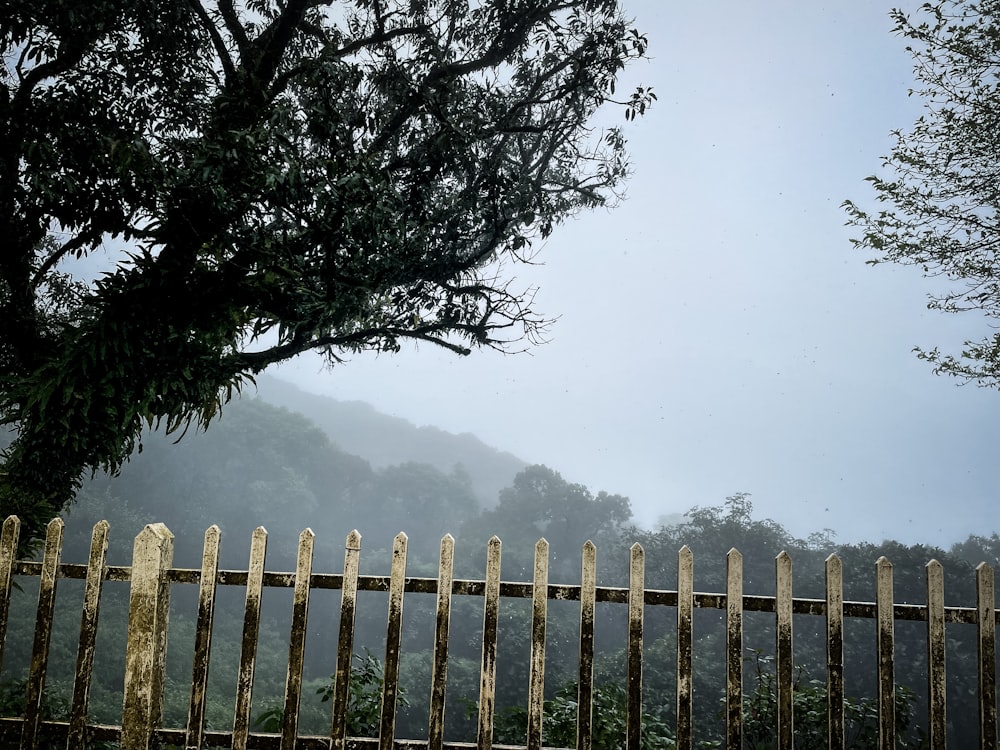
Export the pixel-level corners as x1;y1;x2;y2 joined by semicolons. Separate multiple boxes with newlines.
949;532;1000;571
460;464;632;581
318;650;410;737
63;396;370;567
0;678;69;749
733;651;924;750
844;0;1000;385
489;654;926;750
2;395;993;746
493;681;675;750
254;649;407;737
0;0;652;554
57;395;491;570
635;493;833;597
629;495;990;748
0;677;119;749
363;461;480;562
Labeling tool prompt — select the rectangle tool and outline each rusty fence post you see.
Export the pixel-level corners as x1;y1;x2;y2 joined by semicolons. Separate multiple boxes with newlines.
121;523;174;750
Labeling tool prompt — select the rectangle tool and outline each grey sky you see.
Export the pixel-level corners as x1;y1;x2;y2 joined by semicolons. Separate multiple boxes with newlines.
272;1;1000;545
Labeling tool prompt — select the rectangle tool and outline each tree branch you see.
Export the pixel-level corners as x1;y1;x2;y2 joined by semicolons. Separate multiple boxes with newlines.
217;0;251;59
250;0;314;88
267;24;428;97
235;313;525;371
368;4;566;154
12;42;92;112
187;0;237;83
29;230;104;291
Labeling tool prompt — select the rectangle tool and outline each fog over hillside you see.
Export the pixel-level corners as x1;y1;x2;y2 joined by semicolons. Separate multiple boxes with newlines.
252;375;527;506
51;389;557;571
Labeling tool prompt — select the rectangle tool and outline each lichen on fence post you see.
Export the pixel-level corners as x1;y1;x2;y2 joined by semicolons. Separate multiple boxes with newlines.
875;556;895;750
0;515;22;676
676;545;694;750
526;538;549;750
977;562;997;750
724;547;742;750
476;536;502;750
578;540;597;750
68;520;111;748
121;523;174;750
427;534;455;750
925;559;946;748
825;554;845;750
232;526;268;750
775;551;794;750
22;517;64;750
625;543;644;750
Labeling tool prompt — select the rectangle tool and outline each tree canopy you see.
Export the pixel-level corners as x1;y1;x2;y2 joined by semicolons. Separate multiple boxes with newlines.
0;0;652;551
844;0;1000;385
460;463;631;580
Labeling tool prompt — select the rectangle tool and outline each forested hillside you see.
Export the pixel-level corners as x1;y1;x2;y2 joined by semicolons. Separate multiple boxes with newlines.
3;397;999;746
254;375;527;507
60;396;491;569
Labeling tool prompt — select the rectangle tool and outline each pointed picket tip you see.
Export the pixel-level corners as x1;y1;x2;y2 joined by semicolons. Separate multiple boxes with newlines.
298;528;315;542
825;552;841;565
678;544;692;554
345;530;362;548
45;517;65;533
488;535;502;546
726;547;741;560
582;540;596;553
392;533;408;558
201;527;221;571
136;522;173;544
977;561;994;574
535;538;549;552
41;518;65;555
40;518;65;570
438;535;455;567
775;550;792;563
88;520;110;557
1;516;20;538
630;542;644;554
876;555;892;568
925;559;943;572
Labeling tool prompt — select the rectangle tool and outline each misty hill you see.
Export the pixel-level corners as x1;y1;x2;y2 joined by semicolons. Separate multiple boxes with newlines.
59;397;491;569
252;374;526;505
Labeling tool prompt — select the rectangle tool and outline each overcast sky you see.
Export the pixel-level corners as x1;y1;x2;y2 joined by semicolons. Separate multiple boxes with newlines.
273;1;1000;546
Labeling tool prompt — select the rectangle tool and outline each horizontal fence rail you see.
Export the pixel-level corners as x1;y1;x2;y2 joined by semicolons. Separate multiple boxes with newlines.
0;515;998;749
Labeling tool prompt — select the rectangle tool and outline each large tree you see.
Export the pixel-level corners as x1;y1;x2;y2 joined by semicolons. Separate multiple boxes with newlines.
0;1;652;551
844;1;1000;385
